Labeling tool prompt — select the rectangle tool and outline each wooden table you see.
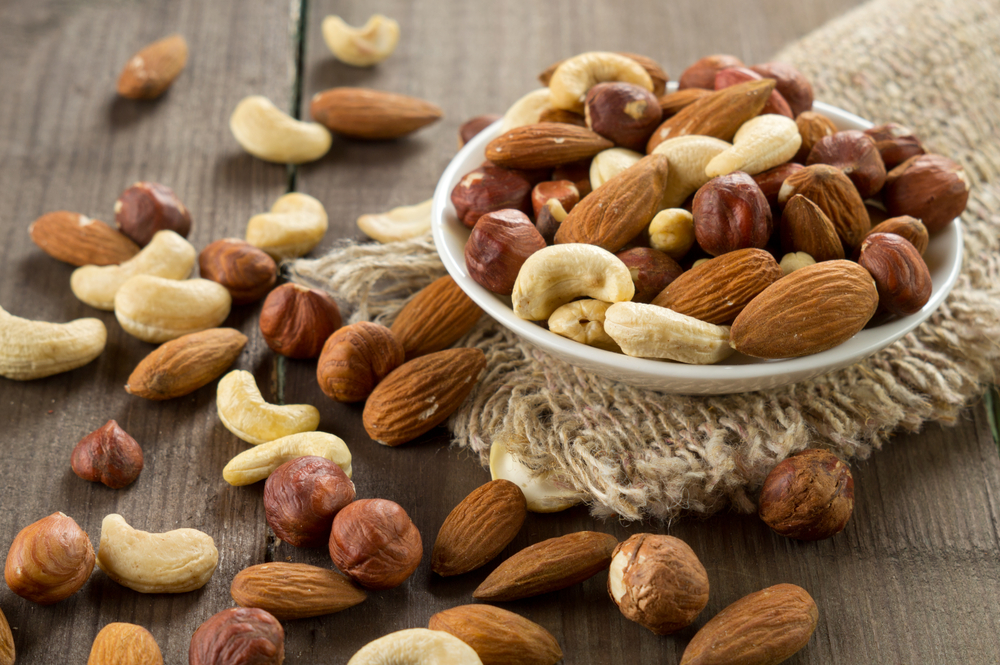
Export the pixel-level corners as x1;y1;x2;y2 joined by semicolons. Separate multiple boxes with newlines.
2;0;998;662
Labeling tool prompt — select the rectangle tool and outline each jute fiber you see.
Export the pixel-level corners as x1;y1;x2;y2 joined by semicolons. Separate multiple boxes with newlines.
289;0;1000;521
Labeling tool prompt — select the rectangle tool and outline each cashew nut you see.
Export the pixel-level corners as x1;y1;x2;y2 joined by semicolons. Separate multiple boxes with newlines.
114;275;232;343
246;192;329;260
230;95;332;164
547;299;621;353
548;52;653;112
346;628;483;665
70;230;195;310
216;370;320;445
489;433;585;513
648;208;696;260
357;198;432;243
589;148;642;191
95;513;218;593
499;88;553;133
705;114;802;178
604;302;735;364
651;135;731;209
511;244;634;321
322;14;399;67
780;251;817;275
0;305;106;380
222;431;352;486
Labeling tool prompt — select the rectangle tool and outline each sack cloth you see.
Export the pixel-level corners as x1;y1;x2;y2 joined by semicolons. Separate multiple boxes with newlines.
289;0;1000;521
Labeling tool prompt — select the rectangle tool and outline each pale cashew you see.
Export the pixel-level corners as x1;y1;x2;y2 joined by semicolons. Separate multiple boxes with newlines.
346;628;483;665
0;305;106;380
589;148;642;191
70;230;195;310
223;431;352;486
489;432;585;513
548;52;653;112
246;192;329;260
96;514;218;593
322;14;400;67
499;88;553;133
691;258;710;269
604;302;735;364
651;135;731;209
357;198;432;244
648;208;696;260
230;95;332;164
216;370;320;445
705;114;802;178
511;244;634;321
114;275;231;343
780;251;817;275
547;299;621;353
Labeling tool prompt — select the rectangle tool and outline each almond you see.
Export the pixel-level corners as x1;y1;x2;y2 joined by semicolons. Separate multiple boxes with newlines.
87;622;163;665
485;122;613;169
125;328;248;400
473;531;618;602
309;87;443;140
116;34;188;100
392;276;483;360
230;562;366;620
432;479;527;577
646;79;775;152
651;248;782;324
362;347;486;446
554;153;669;252
29;211;140;266
730;260;878;359
680;583;819;665
429;604;563;665
779;194;846;262
778;164;871;251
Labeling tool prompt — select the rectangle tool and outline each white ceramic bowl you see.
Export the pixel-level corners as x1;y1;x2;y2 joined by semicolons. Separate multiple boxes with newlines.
431;98;963;395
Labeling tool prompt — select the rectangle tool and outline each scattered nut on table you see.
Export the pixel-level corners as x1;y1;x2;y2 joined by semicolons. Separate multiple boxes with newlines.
321;14;399;67
189;607;284;665
329;498;422;590
230;95;332;164
0;304;107;380
71;419;144;489
428;604;562;665
310;88;442;140
245;192;329;260
87;622;163;665
346;628;482;665
758;448;855;540
198;238;277;304
223;431;353;486
4;512;95;605
125;327;248;400
0;608;12;665
116;33;188;100
258;283;341;358
217;369;320;445
230;562;366;620
356;198;433;243
114;275;232;343
488;432;585;513
264;455;355;548
316;321;405;402
29;210;139;267
114;181;191;247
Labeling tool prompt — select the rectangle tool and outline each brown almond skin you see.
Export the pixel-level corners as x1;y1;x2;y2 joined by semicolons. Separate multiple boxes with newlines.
778;164;871;250
29;211;140;266
753;163;805;208
882;153;970;234
652;248;782;325
465;209;547;296
0;607;13;665
750;62;815;117
71;420;144;489
680;583;819;665
329;499;422;590
363;348;486;446
432;479;527;577
264;456;356;548
116;34;188;100
125;328;248;400
486;122;613;170
473;531;619;602
779;194;846;262
759;449;854;540
87;623;163;665
115;181;191;247
189;607;284;665
310;87;443;140
231;562;366;620
451;163;535;229
4;512;95;605
429;605;563;665
863;215;929;256
658;88;712;118
794;111;838;163
807;130;887;199
692;171;773;257
857;232;933;316
554;153;669;252
198;239;278;305
259;283;342;359
391;275;482;361
713;67;793;118
316;322;405;403
730;260;879;359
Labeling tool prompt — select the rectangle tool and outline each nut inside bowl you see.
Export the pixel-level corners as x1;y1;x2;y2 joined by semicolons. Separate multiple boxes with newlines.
431;90;963;395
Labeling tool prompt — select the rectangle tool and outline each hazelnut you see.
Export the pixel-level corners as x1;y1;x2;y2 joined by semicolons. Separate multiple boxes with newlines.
778;164;871;250
534;199;565;245
864;215;929;255
615;247;683;303
450;163;533;228
531;180;580;218
779;194;846;262
752;162;805;208
864;122;926;169
70;419;144;489
714;67;793;118
264;456;356;548
189;607;284;665
794;111;838;163
316;321;404;402
882;153;970;234
759;449;854;540
4;512;95;604
692;172;772;256
537;107;588;127
198;238;278;305
608;534;709;635
584;82;662;151
259;283;342;359
552;159;593;198
329;498;422;590
857;232;932;316
807;130;887;199
114;181;191;247
750;61;815;117
678;54;745;90
464;209;546;295
457;114;501;149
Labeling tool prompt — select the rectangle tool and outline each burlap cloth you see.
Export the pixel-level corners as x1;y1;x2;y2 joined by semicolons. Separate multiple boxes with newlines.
290;0;1000;521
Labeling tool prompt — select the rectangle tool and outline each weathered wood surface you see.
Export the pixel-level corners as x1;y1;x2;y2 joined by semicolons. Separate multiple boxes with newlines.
1;0;998;662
